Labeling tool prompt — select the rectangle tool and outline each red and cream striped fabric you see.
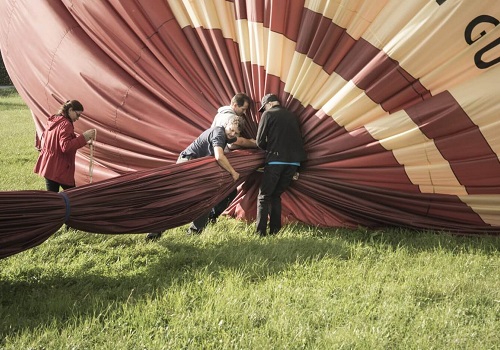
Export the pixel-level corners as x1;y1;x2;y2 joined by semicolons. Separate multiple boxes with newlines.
0;0;499;257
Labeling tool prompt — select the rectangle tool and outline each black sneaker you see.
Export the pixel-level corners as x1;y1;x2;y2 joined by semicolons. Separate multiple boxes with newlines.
145;232;162;241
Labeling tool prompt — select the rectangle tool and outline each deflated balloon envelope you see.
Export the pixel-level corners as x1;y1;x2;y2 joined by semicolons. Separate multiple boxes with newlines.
1;0;500;234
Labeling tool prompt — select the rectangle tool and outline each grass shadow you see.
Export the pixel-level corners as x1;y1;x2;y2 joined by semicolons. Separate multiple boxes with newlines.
1;221;499;341
0;227;349;339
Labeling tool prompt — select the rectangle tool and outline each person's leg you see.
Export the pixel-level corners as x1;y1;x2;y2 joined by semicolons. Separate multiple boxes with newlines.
269;165;297;234
146;231;163;241
190;210;211;233
268;194;281;235
256;165;281;236
256;192;269;236
210;189;237;223
45;178;60;192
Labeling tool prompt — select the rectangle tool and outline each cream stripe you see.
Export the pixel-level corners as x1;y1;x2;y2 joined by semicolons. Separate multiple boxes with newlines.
362;0;499;95
362;0;429;48
214;0;237;39
321;80;385;130
266;30;295;81
237;19;266;66
305;0;389;39
459;195;500;226
235;20;296;81
167;0;238;42
340;93;466;197
167;0;196;28
285;54;332;107
365;110;467;196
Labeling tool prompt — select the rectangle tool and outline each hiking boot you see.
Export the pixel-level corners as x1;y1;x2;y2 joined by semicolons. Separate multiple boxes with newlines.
145;232;162;241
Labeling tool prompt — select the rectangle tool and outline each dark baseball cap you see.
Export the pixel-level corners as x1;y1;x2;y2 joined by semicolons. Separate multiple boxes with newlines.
258;94;279;112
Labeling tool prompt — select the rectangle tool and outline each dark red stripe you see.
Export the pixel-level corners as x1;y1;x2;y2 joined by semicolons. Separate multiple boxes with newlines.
406;91;500;194
335;39;431;112
296;11;356;72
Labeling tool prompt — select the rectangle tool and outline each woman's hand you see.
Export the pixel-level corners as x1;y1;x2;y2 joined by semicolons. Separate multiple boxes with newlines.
83;129;96;142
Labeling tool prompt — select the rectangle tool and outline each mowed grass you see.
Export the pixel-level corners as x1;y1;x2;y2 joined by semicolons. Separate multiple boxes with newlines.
0;88;43;190
1;88;499;349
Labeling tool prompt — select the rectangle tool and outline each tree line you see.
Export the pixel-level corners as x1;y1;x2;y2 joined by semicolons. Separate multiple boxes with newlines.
0;51;13;86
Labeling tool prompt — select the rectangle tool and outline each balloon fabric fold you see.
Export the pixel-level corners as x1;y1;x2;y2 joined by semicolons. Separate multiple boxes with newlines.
0;150;265;259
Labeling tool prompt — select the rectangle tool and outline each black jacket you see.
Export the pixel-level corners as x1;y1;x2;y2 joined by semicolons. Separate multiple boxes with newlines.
256;105;307;163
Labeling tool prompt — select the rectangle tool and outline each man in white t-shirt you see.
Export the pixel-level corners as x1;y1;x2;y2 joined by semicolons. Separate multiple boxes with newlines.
208;93;257;224
145;94;257;241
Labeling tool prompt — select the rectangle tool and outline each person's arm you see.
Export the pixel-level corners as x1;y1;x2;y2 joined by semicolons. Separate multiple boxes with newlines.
59;121;88;153
255;113;268;150
214;146;240;181
83;129;96;143
227;137;257;149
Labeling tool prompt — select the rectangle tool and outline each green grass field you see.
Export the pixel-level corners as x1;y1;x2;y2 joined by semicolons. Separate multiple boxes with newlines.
1;88;499;349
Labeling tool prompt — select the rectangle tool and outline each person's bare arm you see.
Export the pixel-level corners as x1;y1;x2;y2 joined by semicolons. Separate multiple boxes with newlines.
227;137;257;149
214;146;240;181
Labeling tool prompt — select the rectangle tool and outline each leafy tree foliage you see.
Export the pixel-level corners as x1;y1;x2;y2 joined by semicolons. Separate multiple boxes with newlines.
0;51;13;86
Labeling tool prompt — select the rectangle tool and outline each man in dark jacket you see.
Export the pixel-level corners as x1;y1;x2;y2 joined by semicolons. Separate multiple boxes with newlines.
255;94;307;236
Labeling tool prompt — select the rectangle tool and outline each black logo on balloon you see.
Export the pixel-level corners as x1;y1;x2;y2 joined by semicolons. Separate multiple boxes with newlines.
465;15;500;69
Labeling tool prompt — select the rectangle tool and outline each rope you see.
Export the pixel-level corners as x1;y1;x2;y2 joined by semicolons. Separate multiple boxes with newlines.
89;130;96;183
58;192;71;223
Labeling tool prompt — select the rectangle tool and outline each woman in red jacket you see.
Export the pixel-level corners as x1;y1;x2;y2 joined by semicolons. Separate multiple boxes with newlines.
34;100;96;192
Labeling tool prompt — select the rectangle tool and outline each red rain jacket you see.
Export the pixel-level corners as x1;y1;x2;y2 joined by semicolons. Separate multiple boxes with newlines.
34;115;87;186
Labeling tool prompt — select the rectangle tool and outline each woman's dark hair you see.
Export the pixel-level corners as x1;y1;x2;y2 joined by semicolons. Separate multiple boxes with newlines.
58;100;84;118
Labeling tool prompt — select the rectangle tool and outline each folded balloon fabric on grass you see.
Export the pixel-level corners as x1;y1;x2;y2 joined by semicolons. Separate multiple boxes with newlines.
2;146;499;259
0;150;264;259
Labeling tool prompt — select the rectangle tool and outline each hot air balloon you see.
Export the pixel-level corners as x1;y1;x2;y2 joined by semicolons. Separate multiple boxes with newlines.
1;0;499;258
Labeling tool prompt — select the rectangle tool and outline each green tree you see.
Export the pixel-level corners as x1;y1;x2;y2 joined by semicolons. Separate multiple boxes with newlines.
0;50;13;86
